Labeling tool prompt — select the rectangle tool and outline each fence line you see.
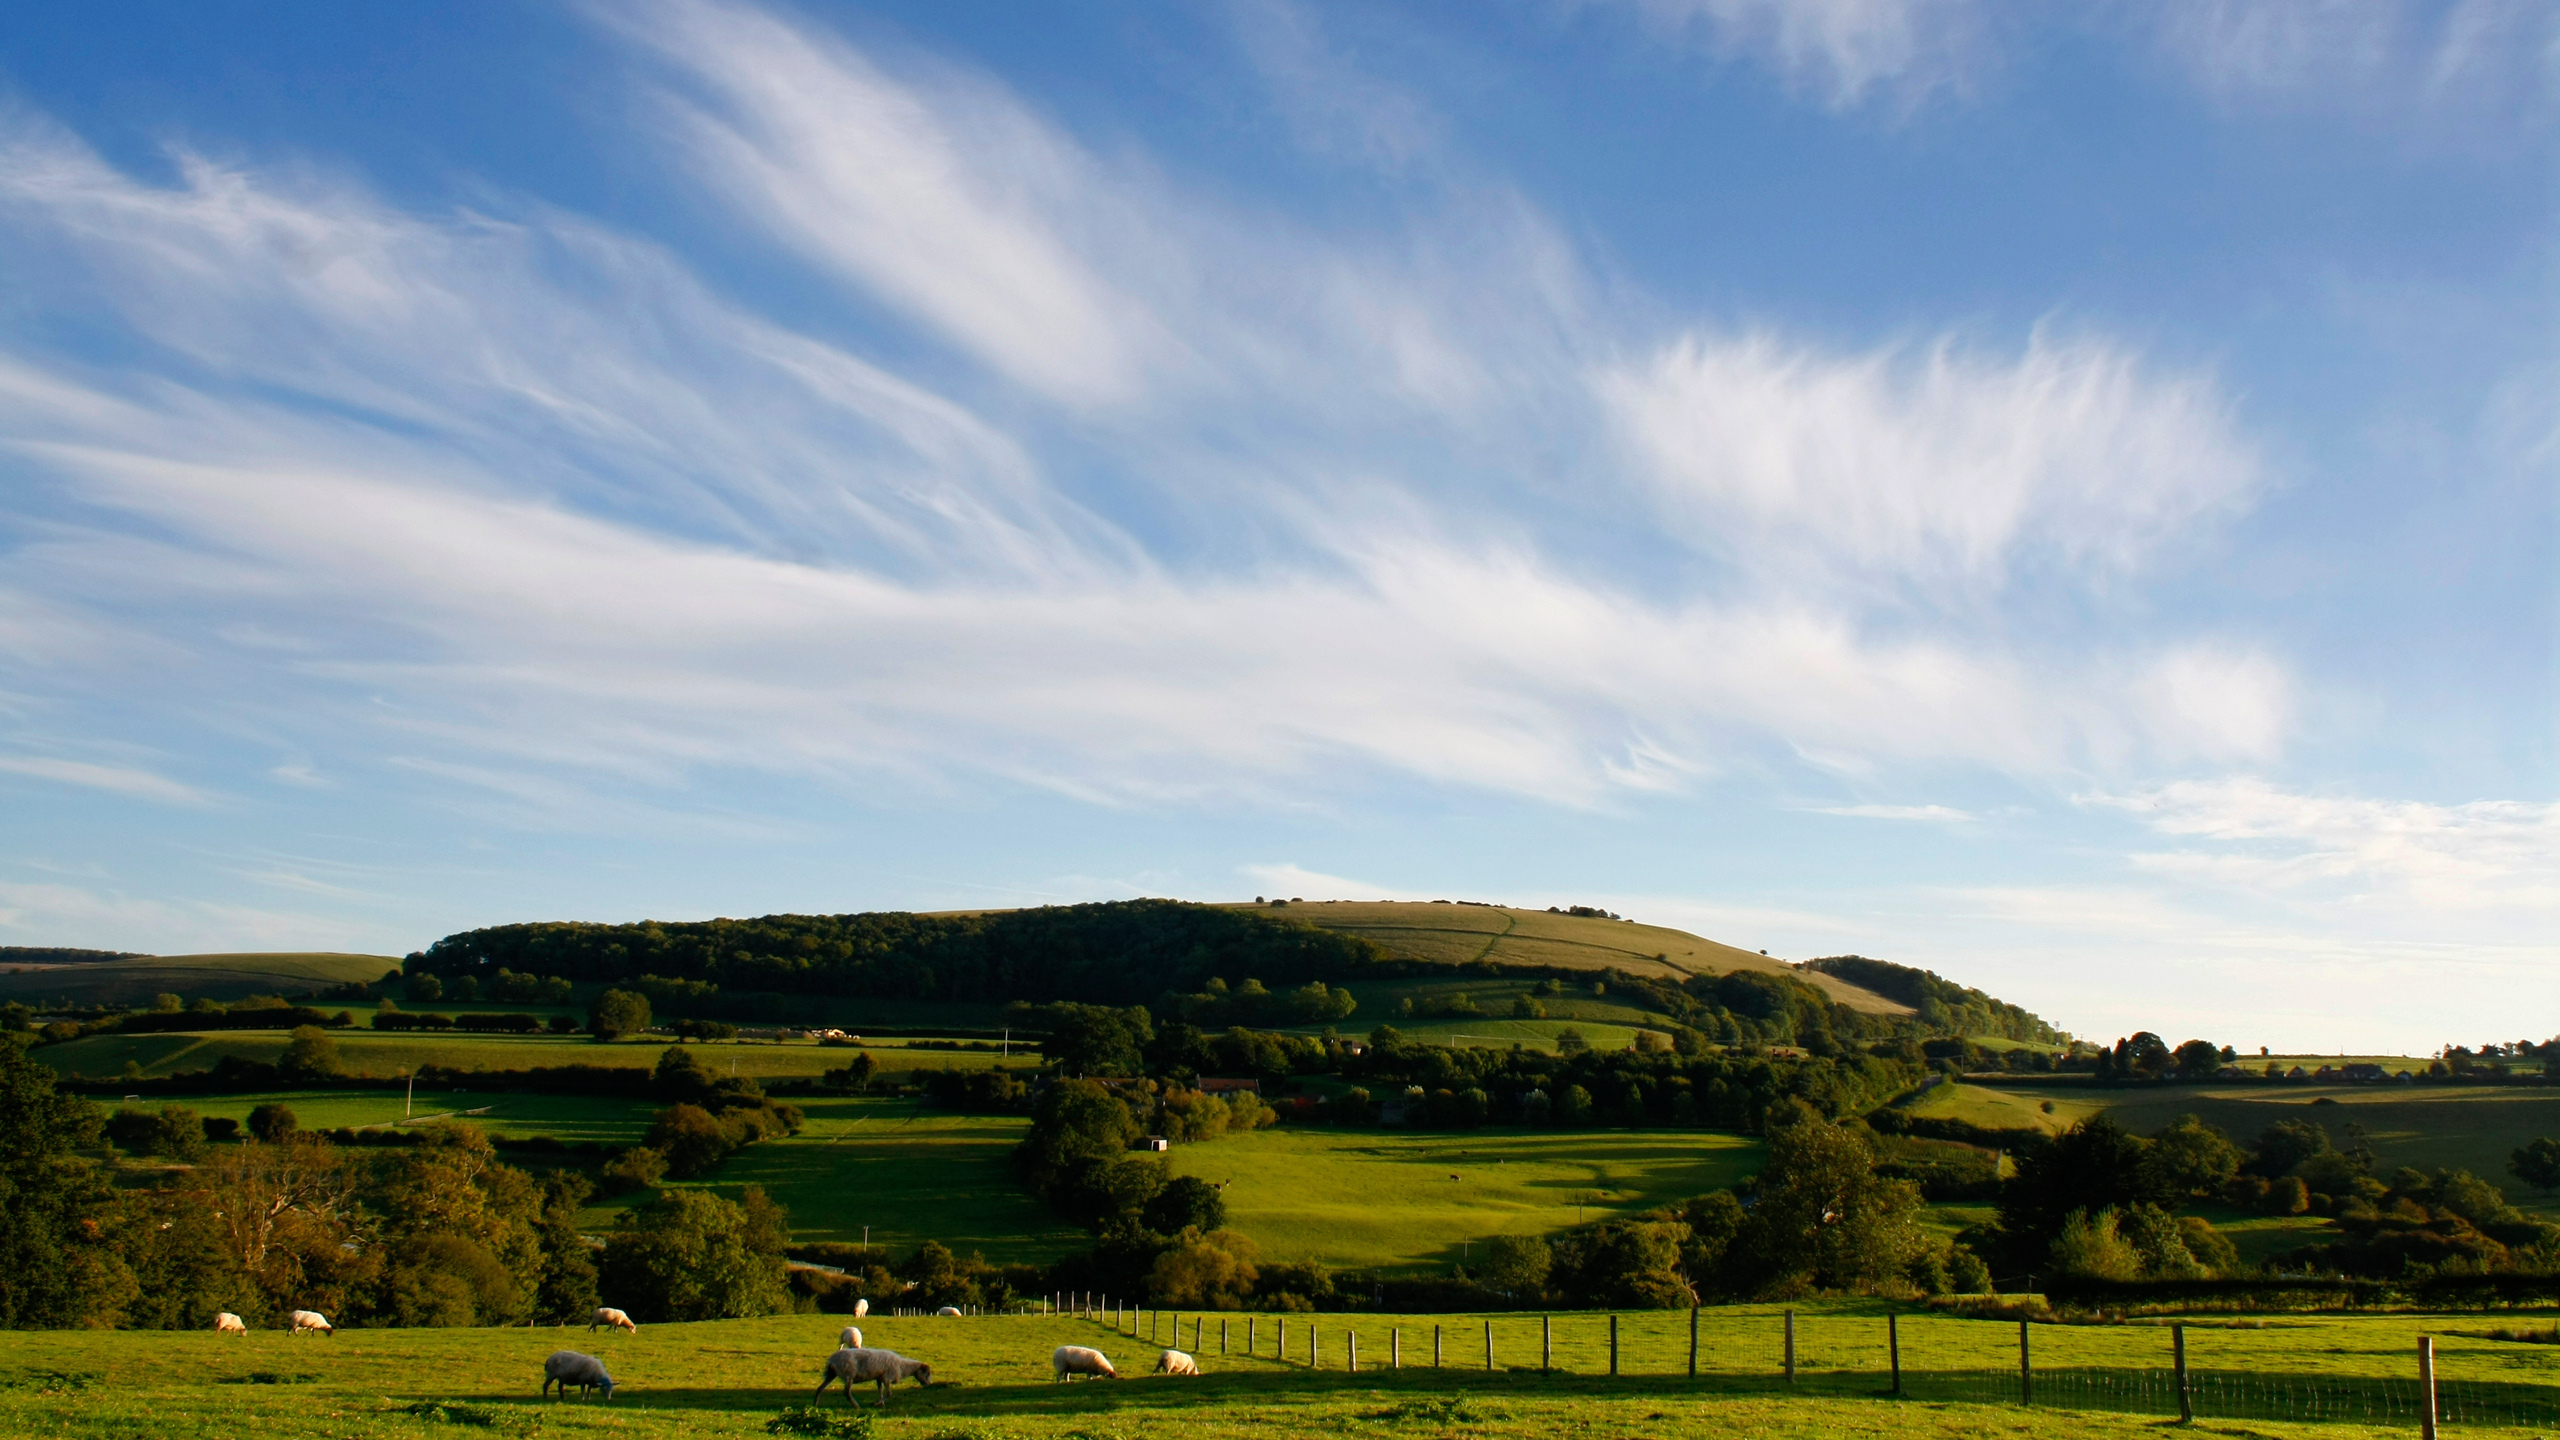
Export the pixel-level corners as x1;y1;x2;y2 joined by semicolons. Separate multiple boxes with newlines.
1008;1303;2560;1430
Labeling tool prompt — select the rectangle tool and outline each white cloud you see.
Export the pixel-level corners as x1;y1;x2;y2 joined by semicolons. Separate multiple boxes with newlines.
1813;803;1971;821
1596;329;2261;596
0;5;2288;829
1601;0;1988;109
2093;777;2560;921
1238;863;1415;901
0;755;205;806
2153;0;2557;113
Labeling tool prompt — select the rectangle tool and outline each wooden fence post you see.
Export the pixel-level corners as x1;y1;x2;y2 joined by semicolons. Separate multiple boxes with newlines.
1392;1327;1401;1369
1609;1314;1621;1377
1485;1319;1494;1371
1542;1314;1552;1374
1247;1314;1256;1355
1435;1324;1444;1368
1195;1315;1204;1353
2018;1319;2032;1407
1350;1331;1359;1374
1888;1312;1901;1397
1221;1318;1229;1356
1689;1305;1699;1379
2173;1323;2191;1424
2419;1336;2438;1440
1784;1310;1796;1383
1312;1323;1321;1370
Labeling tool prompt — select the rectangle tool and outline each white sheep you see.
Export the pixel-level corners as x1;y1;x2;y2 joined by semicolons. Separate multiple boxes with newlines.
852;1297;869;1319
1154;1348;1200;1376
589;1307;638;1333
1052;1345;1118;1382
816;1346;931;1408
937;1305;963;1317
213;1313;247;1335
837;1325;864;1349
288;1310;332;1336
542;1350;615;1401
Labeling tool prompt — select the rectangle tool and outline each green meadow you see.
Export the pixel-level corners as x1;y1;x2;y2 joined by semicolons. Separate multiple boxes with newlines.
1162;1126;1761;1271
2;1304;2553;1440
607;1097;1085;1261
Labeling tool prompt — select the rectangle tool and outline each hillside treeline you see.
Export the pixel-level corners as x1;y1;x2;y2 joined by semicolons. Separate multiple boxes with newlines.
407;901;1385;1008
1799;955;2068;1045
0;1037;823;1331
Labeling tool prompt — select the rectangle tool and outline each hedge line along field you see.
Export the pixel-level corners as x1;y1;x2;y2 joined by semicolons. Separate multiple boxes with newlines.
1935;1078;2560;1219
3;1305;2553;1440
1161;1126;1762;1272
177;1088;670;1144
32;1029;1024;1083
0;951;397;1006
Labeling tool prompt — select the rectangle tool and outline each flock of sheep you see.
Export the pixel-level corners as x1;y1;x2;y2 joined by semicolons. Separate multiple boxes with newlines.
207;1302;1204;1409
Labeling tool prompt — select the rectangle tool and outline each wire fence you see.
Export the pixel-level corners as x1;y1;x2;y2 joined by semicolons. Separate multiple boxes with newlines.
1035;1295;2560;1431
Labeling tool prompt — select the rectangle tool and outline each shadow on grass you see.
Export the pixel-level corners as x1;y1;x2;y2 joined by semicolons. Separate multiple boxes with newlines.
441;1365;2560;1430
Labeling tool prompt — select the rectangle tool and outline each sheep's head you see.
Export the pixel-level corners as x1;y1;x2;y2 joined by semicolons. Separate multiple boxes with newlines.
910;1363;932;1387
597;1375;615;1401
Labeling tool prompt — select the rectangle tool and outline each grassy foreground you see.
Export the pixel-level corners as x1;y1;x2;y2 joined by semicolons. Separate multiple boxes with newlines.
4;1305;2555;1440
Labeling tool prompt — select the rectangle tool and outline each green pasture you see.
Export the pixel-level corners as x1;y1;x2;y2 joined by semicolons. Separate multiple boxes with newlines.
4;1304;2555;1440
1273;900;1910;1014
597;1097;1082;1262
0;951;397;1007
1163;1126;1760;1272
34;1029;1018;1084
1902;1079;2096;1135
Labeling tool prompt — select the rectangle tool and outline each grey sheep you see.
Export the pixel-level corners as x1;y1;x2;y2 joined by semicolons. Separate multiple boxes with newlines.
543;1350;615;1401
816;1346;931;1408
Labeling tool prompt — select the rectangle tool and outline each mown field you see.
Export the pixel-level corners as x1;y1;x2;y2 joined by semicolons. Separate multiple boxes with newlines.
33;1029;1022;1083
3;1304;2554;1440
0;951;398;1006
1267;901;1909;1014
1162;1126;1760;1272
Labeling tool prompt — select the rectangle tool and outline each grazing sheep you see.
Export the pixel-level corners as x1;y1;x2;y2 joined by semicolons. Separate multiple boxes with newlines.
542;1350;615;1401
816;1347;931;1408
852;1297;869;1319
288;1310;332;1336
837;1325;864;1349
213;1313;247;1335
1154;1349;1200;1376
590;1307;638;1333
937;1305;963;1317
1052;1345;1118;1382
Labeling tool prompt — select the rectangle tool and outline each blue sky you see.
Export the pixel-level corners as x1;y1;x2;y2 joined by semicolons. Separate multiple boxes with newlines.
0;0;2549;1052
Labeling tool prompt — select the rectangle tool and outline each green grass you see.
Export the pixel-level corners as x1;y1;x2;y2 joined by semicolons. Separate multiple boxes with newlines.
2;1304;2554;1440
34;1030;1020;1083
1901;1080;2097;1136
1162;1126;1761;1272
1267;901;1910;1015
0;952;398;1006
1349;1017;1668;1052
603;1097;1084;1262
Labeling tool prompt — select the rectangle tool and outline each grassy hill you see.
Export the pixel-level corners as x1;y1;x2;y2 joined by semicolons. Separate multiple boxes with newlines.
0;952;397;1007
1262;901;1909;1015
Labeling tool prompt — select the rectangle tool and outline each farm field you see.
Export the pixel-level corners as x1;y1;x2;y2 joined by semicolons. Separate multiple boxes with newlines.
600;1096;1084;1261
1263;900;1910;1014
1162;1126;1761;1272
32;1029;1022;1084
1902;1079;2098;1136
0;951;398;1006
2;1304;2555;1439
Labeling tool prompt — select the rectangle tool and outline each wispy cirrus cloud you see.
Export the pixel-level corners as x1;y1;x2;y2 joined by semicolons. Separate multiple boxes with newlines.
0;0;2287;834
0;754;205;806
